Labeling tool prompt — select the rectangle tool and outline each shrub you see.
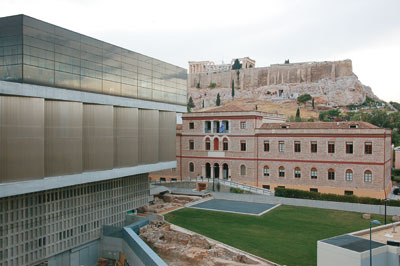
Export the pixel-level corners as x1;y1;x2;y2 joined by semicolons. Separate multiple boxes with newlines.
274;187;400;206
230;187;244;194
216;182;221;192
393;169;400;176
208;82;216;88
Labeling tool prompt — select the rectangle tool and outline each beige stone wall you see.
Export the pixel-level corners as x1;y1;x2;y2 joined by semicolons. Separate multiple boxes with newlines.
189;60;353;89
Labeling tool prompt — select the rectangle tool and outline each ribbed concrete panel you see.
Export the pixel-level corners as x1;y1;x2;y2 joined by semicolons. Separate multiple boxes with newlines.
0;96;44;182
83;104;114;171
45;101;83;177
114;107;139;167
139;109;159;164
159;111;176;162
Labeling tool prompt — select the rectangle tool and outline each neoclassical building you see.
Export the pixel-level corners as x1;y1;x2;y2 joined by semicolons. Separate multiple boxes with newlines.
151;105;393;199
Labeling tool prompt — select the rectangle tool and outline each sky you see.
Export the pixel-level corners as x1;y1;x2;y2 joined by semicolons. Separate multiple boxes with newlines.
2;0;400;102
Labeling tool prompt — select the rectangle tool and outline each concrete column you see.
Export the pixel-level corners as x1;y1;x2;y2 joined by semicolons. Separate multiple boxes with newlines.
220;166;223;179
228;168;232;180
211;166;214;178
201;165;205;178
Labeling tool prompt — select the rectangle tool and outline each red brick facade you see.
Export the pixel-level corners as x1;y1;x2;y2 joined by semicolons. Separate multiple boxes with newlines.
151;107;393;199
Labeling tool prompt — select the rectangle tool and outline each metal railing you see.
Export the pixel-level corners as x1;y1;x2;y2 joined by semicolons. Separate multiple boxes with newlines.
151;178;274;196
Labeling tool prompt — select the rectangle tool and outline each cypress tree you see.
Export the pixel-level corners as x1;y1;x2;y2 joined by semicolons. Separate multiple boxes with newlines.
231;80;235;98
216;93;221;106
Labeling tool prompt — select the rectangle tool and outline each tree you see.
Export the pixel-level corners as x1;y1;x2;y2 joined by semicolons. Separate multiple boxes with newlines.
216;93;221;106
188;96;195;108
312;98;315;109
295;108;301;122
232;59;242;70
231;80;235;98
297;94;312;105
202;99;204;108
196;82;200;88
285;59;290;64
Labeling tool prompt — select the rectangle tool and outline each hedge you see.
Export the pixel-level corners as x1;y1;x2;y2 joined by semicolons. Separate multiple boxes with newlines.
274;187;400;207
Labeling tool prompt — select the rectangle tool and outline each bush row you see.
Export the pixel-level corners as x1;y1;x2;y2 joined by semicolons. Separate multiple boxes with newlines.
274;187;400;207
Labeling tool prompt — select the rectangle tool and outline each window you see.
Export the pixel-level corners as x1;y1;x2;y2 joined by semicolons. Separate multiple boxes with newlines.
278;185;285;189
344;190;354;195
205;121;211;133
263;166;270;176
311;141;317;153
294;167;301;178
263;185;270;190
346;142;353;154
365;142;372;154
223;138;228;151
310;188;318;193
160;177;166;182
364;170;372;182
221;120;229;133
205;138;210;151
279;141;285;152
189;140;194;150
189;122;194;129
240;140;246;151
328;142;335;153
171;178;177;182
189;162;194;172
240;121;246;129
328;169;335;180
240;165;246;176
294;141;301;153
279;166;285;177
345;169;353;181
264;141;270;152
311;168;318;179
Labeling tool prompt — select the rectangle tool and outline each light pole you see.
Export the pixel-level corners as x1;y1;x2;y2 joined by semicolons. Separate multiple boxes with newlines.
370;220;381;266
384;199;388;225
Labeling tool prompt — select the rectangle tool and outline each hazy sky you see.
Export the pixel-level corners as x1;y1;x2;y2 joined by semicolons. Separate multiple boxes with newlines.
2;0;400;102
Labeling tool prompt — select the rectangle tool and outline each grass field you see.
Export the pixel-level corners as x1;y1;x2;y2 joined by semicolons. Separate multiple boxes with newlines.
165;205;388;266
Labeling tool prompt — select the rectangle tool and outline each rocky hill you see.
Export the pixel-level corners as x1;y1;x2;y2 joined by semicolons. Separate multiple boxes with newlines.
188;59;377;110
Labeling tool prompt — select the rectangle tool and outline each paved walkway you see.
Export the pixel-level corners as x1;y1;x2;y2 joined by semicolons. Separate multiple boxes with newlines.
188;199;279;216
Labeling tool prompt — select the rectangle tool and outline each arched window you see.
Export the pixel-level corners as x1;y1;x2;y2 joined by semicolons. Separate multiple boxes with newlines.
328;168;335;180
364;170;372;182
263;166;270;176
223;138;228;151
311;168;317;179
279;166;285;177
189;162;194;172
240;165;246;176
205;138;210;151
294;167;301;178
345;169;353;181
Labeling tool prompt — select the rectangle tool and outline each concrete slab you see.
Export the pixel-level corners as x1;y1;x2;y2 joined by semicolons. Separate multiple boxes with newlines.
188;199;279;216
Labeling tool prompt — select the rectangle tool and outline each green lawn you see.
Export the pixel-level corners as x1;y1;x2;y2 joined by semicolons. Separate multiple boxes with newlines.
165;205;388;266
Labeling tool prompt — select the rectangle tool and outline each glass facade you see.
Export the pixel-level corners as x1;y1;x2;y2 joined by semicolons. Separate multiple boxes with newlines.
0;15;187;105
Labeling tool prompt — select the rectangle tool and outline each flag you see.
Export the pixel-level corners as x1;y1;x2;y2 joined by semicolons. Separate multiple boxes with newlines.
219;124;225;133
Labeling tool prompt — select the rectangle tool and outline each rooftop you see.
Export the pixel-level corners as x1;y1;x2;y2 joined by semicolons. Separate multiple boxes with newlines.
321;234;385;252
259;121;379;129
354;222;400;244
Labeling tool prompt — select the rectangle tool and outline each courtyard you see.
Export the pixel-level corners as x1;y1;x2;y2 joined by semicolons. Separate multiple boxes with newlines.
165;205;388;266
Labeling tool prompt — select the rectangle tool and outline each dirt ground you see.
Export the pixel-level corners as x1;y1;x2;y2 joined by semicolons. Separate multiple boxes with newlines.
138;194;276;266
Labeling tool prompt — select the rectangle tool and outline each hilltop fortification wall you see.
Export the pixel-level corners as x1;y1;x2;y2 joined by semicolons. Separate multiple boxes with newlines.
189;60;353;89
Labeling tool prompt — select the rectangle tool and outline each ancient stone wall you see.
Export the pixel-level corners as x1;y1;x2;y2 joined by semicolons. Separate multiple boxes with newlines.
189;60;353;89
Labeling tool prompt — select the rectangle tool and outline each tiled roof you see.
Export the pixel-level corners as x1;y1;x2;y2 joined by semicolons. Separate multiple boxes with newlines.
259;121;379;129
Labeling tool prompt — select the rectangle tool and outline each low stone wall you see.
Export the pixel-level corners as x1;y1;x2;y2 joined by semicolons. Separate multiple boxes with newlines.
212;192;400;216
